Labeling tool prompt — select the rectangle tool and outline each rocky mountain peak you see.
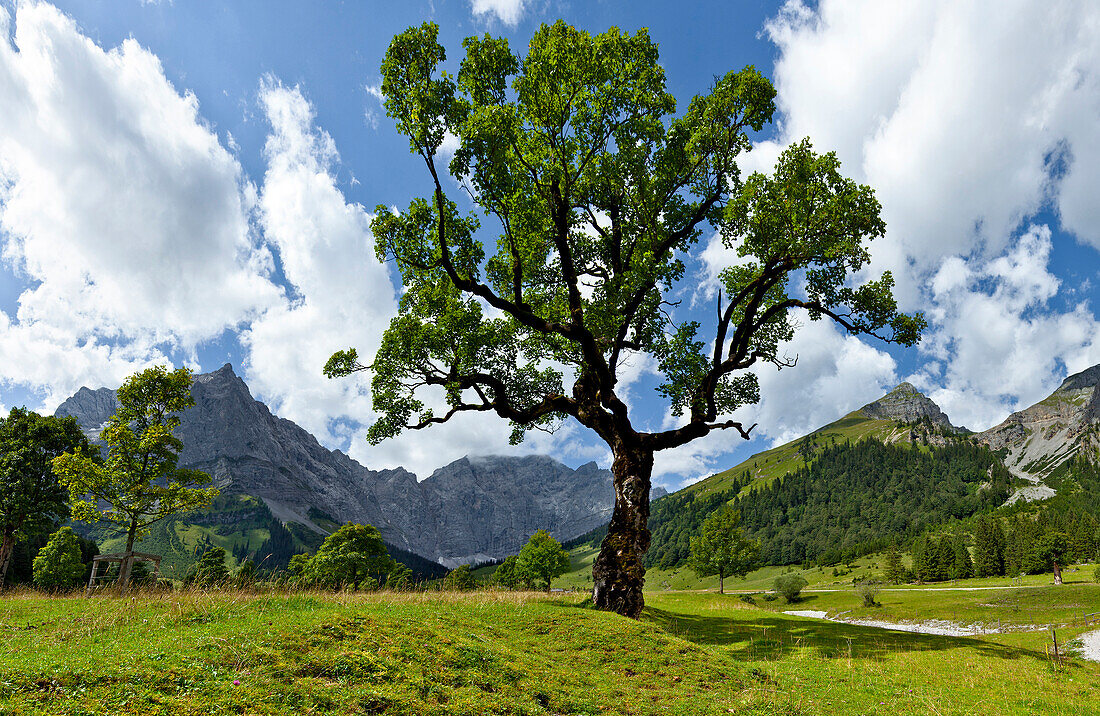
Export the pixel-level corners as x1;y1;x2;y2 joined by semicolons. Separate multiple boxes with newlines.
1056;363;1100;393
55;386;119;437
858;382;957;429
858;382;954;428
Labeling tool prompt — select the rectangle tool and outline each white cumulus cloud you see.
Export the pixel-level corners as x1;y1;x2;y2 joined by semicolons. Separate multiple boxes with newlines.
693;0;1100;438
0;1;280;408
243;80;396;449
469;0;527;26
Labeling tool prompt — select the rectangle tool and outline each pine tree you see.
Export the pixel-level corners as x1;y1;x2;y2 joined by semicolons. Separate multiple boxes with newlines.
950;534;973;580
882;543;906;585
934;537;955;582
972;516;1005;577
911;535;933;583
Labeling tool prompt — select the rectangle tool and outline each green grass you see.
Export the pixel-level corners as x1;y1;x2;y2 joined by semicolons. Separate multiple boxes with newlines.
643;590;1100;715
0;591;779;716
3;585;1100;715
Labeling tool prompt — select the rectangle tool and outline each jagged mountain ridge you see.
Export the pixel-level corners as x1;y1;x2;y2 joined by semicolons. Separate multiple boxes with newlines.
55;363;656;567
974;363;1100;501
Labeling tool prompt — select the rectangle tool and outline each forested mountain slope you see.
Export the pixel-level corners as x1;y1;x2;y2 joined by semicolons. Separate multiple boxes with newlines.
576;439;1009;568
688;382;968;498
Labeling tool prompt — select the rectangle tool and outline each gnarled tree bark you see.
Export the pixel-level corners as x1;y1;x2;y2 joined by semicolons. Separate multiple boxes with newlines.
592;442;653;618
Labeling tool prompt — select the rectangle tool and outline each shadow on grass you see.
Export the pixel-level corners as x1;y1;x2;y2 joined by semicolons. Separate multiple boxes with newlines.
642;606;1052;663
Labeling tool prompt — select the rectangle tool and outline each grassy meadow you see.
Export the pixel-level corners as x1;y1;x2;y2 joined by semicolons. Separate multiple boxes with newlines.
3;580;1100;715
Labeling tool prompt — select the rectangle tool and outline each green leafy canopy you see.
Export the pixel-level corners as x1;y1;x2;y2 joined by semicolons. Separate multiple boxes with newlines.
52;366;217;548
327;21;924;453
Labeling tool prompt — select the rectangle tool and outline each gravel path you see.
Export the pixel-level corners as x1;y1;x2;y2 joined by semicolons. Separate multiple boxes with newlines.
783;610;1001;636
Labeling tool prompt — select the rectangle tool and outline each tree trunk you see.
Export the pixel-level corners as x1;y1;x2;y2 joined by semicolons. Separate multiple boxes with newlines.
118;522;138;590
0;529;15;590
1053;561;1062;585
719;573;725;595
592;442;653;618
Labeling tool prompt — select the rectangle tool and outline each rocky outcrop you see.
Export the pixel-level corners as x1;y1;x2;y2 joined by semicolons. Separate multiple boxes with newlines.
55;364;645;565
55;387;118;440
859;382;960;430
975;364;1100;501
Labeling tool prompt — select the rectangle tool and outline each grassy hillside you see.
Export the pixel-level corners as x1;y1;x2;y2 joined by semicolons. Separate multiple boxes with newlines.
4;587;1100;714
687;410;904;497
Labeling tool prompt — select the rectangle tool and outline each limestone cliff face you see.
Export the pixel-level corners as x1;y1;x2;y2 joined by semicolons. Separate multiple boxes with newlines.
55;387;117;440
974;365;1100;500
858;382;960;431
54;364;641;565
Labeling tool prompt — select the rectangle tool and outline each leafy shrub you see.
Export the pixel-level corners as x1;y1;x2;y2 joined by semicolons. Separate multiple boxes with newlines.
738;594;756;604
489;555;525;589
32;527;85;592
762;593;778;602
855;580;881;607
773;574;808;602
386;563;413;590
1093;564;1100;583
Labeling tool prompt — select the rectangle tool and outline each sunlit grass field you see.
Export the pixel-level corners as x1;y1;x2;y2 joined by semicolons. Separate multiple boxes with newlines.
3;582;1100;715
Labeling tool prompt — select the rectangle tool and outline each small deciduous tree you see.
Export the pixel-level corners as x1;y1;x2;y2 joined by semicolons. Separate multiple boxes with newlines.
53;366;218;588
0;408;91;589
1034;531;1069;585
688;506;759;593
32;526;86;592
306;523;394;589
326;21;923;617
444;563;477;591
516;529;570;592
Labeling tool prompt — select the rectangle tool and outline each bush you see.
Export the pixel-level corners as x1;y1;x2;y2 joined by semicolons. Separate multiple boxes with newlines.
386;563;413;590
774;573;809;602
444;564;477;591
32;527;85;592
489;555;525;589
855;580;881;607
1093;564;1100;583
738;593;756;604
762;593;778;602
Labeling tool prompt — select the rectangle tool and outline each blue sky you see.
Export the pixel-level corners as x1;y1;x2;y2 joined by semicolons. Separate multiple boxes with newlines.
1;0;1099;488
